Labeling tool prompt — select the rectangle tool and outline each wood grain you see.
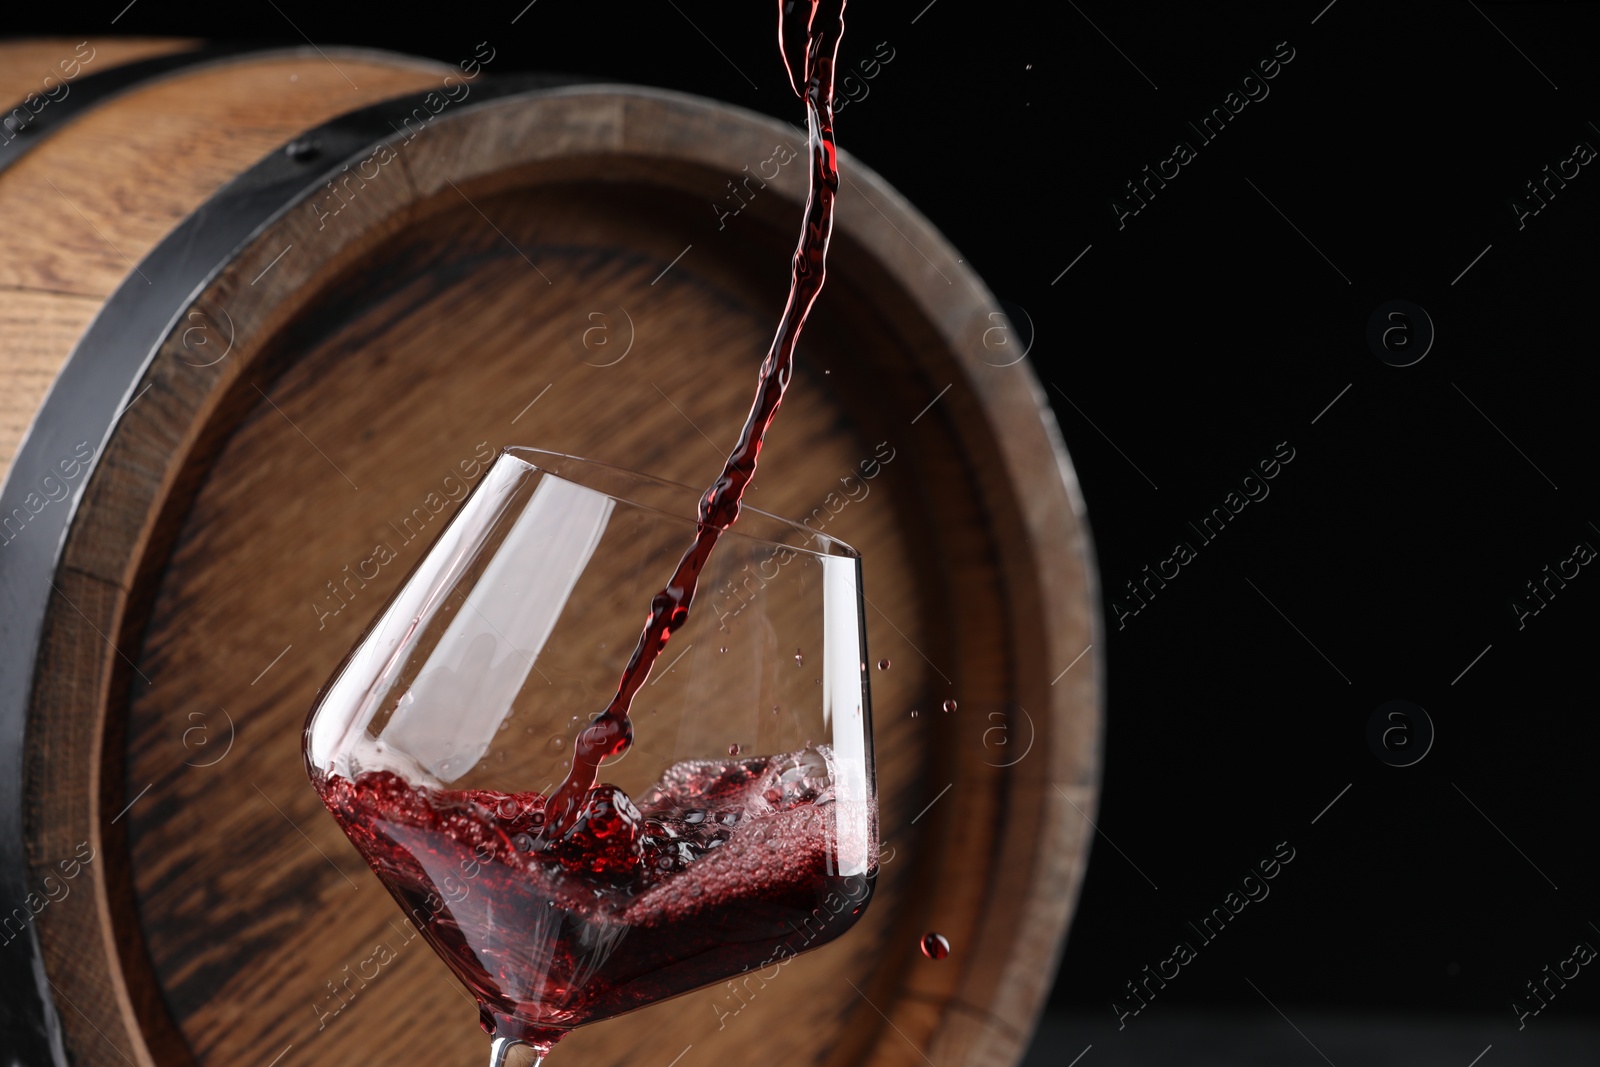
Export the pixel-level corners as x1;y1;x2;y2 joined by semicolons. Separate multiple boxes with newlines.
0;47;454;495
16;79;1100;1067
0;37;198;112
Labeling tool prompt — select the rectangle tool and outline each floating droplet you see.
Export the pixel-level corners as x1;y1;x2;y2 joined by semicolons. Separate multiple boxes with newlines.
878;658;891;670
942;699;957;713
512;833;535;852
794;648;805;667
720;645;729;653
772;704;781;715
547;736;565;752
728;743;741;756
910;709;919;718
920;932;951;960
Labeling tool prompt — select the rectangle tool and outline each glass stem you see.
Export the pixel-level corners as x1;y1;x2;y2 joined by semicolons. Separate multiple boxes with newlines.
488;1036;539;1067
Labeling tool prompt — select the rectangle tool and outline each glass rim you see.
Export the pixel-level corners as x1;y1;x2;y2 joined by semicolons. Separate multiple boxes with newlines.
499;446;861;560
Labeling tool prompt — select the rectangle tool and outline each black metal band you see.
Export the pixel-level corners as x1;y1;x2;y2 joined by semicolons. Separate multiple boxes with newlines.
0;64;579;1066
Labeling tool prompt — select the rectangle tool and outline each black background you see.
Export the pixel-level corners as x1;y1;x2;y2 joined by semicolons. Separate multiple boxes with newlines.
10;0;1600;1060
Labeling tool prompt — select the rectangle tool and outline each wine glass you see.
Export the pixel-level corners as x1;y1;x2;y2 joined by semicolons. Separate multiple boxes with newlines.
303;447;878;1066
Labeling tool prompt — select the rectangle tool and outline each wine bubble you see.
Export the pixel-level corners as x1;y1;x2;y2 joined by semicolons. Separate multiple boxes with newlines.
878;658;891;670
684;810;707;825
512;833;535;852
728;743;741;756
920;932;951;960
942;699;957;713
498;797;520;820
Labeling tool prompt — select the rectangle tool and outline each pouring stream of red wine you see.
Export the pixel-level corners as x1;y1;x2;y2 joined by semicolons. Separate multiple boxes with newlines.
542;0;847;842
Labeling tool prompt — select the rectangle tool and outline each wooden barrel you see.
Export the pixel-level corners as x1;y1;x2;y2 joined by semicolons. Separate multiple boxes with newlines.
0;39;1102;1067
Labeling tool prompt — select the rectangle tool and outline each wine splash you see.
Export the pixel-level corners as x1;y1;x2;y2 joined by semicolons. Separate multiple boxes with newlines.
542;0;848;840
319;746;867;1046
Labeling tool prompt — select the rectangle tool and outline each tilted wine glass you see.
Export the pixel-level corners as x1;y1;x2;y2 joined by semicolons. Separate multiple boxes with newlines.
304;447;878;1066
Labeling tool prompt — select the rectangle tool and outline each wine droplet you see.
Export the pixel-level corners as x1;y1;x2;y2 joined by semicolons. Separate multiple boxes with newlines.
920;932;951;960
878;659;891;671
794;648;805;666
728;743;741;756
942;699;957;713
719;646;729;653
910;709;919;718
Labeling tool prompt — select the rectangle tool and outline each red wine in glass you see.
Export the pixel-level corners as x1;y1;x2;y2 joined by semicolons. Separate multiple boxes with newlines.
318;746;869;1048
